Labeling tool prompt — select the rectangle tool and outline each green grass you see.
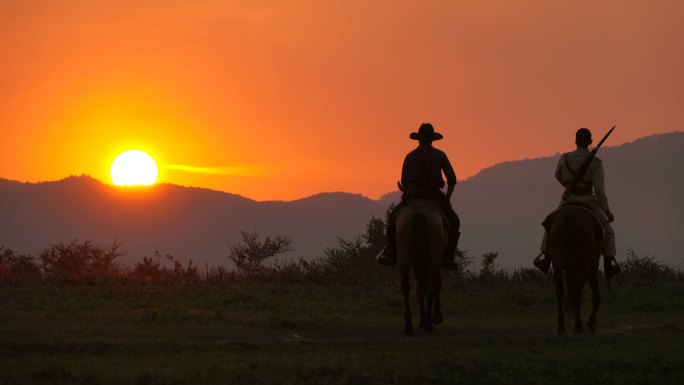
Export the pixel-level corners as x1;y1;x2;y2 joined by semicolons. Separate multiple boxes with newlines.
1;280;683;384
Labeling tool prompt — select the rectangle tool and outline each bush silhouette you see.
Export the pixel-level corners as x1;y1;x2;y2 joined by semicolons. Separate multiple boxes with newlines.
2;221;682;286
38;240;124;284
129;251;201;284
227;230;291;276
0;246;41;285
617;248;679;284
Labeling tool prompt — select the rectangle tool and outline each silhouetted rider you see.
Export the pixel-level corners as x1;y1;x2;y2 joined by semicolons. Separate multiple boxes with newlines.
534;128;621;279
377;123;461;270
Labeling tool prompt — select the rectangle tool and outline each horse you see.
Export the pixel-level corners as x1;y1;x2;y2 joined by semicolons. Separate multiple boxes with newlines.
546;204;603;334
396;199;448;335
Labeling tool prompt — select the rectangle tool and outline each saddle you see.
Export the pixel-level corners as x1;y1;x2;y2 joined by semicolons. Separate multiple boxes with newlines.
542;203;604;243
397;199;450;233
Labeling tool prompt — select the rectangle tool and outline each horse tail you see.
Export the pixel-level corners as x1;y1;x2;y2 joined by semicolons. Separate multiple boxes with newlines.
557;210;582;322
413;211;429;299
548;206;601;330
559;211;581;256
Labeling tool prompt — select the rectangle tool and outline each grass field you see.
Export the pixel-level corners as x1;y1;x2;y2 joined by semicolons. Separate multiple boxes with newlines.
1;279;683;384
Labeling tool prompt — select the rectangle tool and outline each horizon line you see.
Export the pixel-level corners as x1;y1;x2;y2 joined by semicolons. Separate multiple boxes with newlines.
1;130;681;201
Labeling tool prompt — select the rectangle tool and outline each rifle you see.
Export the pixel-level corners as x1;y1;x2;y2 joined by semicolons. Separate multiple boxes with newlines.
563;125;615;199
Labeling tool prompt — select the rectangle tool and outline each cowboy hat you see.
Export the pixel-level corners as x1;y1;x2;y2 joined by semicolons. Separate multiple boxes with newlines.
410;123;443;141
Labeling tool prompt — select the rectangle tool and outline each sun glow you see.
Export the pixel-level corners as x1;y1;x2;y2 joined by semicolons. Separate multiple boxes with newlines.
110;150;159;186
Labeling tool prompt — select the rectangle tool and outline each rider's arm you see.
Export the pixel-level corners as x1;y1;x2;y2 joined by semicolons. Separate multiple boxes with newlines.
592;159;613;221
442;152;457;201
400;153;410;190
445;184;455;201
555;154;565;186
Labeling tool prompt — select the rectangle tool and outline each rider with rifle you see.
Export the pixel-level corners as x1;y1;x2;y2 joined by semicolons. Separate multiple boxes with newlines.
534;127;622;279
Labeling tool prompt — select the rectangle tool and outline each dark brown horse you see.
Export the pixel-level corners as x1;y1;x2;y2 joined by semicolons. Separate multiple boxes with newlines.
547;205;603;334
396;199;447;335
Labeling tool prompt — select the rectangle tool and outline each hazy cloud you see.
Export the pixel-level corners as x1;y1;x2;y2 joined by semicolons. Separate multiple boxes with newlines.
164;164;265;176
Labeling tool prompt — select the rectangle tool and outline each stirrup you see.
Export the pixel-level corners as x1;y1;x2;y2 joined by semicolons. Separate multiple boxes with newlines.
376;247;396;267
604;258;621;280
533;253;551;274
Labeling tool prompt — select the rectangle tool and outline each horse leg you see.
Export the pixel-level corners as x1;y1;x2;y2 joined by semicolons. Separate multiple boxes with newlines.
400;265;413;335
587;271;601;333
423;297;434;333
555;276;565;334
418;296;428;330
432;292;443;325
432;268;444;325
573;279;585;334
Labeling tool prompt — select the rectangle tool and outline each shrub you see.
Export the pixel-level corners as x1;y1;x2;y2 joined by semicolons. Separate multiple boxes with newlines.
227;229;291;277
478;251;507;281
0;246;41;285
300;210;401;284
129;255;165;282
617;248;679;284
310;238;380;283
38;240;124;284
129;251;201;284
203;264;236;283
510;267;547;284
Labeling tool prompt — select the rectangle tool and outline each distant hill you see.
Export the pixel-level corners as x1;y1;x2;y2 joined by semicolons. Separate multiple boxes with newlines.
457;131;684;268
0;177;386;267
1;132;682;269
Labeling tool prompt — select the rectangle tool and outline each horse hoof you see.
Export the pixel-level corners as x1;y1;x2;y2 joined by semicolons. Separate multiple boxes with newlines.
588;325;596;334
432;312;443;325
575;328;583;334
404;324;414;335
557;327;565;334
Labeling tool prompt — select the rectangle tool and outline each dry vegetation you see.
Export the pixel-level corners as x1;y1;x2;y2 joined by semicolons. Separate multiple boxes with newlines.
1;214;681;286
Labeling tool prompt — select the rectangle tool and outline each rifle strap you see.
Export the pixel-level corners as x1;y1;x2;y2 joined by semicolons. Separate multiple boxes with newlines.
563;154;593;186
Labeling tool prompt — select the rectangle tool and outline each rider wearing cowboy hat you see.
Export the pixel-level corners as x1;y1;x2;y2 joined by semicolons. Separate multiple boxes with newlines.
377;123;461;270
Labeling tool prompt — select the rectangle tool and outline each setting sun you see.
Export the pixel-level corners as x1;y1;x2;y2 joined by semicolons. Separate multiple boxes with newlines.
110;150;159;186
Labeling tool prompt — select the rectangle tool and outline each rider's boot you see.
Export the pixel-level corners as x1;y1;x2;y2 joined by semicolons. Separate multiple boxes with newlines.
377;206;400;267
604;255;621;280
442;231;460;270
377;220;397;267
376;246;396;267
533;252;551;274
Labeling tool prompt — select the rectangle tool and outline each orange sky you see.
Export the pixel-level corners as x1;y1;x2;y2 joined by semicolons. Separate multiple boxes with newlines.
1;0;682;201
